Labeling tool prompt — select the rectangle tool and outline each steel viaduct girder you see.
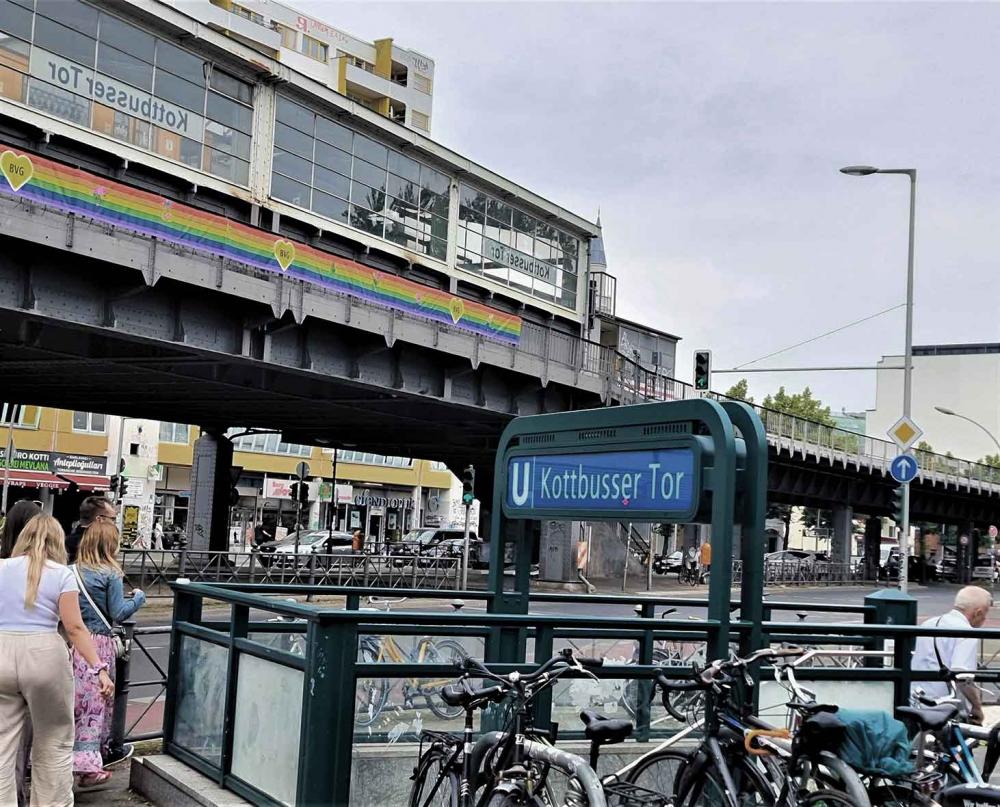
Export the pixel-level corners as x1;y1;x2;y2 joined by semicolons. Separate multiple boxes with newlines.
768;450;1000;527
0;233;600;470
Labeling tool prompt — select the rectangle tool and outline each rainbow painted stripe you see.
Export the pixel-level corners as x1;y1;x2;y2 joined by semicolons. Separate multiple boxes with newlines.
0;145;522;344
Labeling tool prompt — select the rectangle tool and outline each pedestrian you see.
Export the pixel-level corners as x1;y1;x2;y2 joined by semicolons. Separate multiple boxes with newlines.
1;499;41;559
151;518;164;550
352;529;364;553
65;496;117;564
699;540;712;576
0;514;114;806
911;585;992;724
70;520;146;785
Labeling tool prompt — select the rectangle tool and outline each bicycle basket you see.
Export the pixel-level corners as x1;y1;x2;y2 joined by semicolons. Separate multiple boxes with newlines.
792;710;847;759
602;780;670;807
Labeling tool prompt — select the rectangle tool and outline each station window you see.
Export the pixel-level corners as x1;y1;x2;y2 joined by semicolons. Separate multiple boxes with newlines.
457;183;579;310
72;411;107;434
270;94;450;261
159;422;190;444
3;1;253;187
300;34;328;63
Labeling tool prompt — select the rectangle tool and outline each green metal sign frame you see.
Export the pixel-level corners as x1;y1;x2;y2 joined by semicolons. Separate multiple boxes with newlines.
486;399;769;664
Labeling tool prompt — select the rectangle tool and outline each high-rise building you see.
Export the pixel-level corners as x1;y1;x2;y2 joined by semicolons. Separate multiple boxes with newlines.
161;0;436;133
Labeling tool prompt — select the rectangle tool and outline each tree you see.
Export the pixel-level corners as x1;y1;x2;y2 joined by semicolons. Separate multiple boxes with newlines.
724;379;753;403
916;441;934;452
761;386;834;426
981;453;1000;468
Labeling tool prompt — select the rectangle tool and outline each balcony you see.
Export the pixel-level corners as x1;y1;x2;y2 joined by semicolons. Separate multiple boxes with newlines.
159;1;281;53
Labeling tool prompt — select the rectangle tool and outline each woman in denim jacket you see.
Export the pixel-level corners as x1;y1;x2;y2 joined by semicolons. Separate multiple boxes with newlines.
71;521;146;788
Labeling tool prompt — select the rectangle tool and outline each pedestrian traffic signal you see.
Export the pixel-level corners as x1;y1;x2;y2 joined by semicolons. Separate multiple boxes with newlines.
109;475;121;495
229;486;240;507
891;485;906;523
693;350;712;391
461;466;475;506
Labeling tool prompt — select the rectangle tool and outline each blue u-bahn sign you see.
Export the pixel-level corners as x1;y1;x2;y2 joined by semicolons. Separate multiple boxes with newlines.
503;444;699;521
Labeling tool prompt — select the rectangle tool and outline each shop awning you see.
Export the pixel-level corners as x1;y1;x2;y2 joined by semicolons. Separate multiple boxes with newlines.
58;474;111;492
1;471;68;489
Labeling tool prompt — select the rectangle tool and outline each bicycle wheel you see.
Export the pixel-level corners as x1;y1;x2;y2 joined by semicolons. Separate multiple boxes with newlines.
409;748;460;807
624;748;689;796
621;649;670;720
666;688;706;724
867;783;935;807
421;639;467;720
676;754;775;806
355;639;389;727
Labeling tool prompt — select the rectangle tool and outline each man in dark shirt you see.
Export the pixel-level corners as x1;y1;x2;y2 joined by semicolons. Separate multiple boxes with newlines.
66;495;117;563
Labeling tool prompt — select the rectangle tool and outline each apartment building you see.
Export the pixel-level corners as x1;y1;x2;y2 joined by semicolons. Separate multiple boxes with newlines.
158;0;436;132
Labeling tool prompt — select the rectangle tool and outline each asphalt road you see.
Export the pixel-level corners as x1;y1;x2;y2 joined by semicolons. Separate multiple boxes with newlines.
123;582;1000;740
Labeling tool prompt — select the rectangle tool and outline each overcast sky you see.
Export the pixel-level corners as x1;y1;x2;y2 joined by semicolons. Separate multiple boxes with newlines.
307;0;999;414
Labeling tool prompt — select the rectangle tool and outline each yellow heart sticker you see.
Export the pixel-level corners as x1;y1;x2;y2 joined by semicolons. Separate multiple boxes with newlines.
1;150;33;192
274;239;295;271
449;297;465;324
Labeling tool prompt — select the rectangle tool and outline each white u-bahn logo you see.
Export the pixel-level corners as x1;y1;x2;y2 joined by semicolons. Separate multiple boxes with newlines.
509;460;531;506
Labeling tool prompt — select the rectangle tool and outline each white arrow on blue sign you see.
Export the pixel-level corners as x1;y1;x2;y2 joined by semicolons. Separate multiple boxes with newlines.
890;453;919;484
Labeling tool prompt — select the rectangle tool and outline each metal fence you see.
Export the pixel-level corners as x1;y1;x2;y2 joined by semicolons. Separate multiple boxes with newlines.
158;580;1000;806
119;549;462;595
732;560;867;586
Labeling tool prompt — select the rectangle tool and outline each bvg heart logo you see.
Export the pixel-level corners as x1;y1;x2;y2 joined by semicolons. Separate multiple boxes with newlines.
449;297;465;324
1;151;33;192
273;240;295;271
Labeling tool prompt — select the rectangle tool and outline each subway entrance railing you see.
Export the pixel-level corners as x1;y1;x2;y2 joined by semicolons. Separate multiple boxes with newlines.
161;580;1000;806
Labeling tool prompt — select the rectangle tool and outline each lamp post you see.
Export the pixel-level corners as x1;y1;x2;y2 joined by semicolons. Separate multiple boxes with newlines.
934;406;1000;456
842;165;916;591
935;406;1000;588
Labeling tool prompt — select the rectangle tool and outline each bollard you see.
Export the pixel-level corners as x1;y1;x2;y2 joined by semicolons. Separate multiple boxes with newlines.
107;621;134;760
864;588;917;704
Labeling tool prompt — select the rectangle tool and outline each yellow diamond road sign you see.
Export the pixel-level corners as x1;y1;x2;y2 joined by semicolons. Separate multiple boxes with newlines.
888;415;923;451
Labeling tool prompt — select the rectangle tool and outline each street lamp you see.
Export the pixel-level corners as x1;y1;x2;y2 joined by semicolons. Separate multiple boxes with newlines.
934;406;1000;455
842;164;917;591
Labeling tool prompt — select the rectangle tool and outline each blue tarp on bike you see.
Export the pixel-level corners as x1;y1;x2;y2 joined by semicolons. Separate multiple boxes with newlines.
836;709;914;777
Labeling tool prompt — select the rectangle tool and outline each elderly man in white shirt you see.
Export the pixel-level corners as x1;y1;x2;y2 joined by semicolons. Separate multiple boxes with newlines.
911;585;993;724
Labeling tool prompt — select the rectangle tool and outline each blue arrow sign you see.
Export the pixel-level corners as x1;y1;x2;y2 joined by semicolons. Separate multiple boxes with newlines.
504;447;697;519
890;453;919;484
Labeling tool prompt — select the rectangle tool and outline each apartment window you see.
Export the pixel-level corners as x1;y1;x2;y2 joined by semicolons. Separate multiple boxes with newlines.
227;428;313;457
231;4;264;25
300;34;328;63
410;110;429;132
338;51;374;73
390;62;408;87
339;450;413;468
0;404;39;428
412;74;432;95
159;422;190;444
270;94;450;260
5;1;254;186
73;411;107;434
274;22;297;49
458;183;579;310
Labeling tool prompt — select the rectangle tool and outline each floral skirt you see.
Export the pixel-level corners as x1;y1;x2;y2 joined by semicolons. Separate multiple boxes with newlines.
71;633;117;774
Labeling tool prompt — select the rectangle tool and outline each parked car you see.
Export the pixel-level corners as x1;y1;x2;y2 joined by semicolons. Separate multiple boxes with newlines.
653;550;684;575
258;530;354;567
392;528;483;567
973;556;999;583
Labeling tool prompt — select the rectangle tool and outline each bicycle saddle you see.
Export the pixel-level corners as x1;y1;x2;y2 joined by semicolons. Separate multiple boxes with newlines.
894;703;959;731
579;710;633;744
787;701;838;715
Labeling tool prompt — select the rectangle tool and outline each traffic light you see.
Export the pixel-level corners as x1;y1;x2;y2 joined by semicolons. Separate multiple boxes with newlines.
109;475;121;495
693;350;712;391
461;466;475;506
891;485;906;523
229;487;240;507
289;481;309;505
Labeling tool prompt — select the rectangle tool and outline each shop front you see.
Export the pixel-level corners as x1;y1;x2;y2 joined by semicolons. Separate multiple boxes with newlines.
0;448;109;529
349;487;418;548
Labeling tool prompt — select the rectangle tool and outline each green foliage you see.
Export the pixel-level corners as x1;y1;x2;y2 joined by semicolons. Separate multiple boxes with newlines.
761;386;834;426
724;378;753;403
981;453;1000;468
916;441;934;452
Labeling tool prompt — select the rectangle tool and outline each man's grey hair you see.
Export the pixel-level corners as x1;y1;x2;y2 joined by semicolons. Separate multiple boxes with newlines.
955;586;992;612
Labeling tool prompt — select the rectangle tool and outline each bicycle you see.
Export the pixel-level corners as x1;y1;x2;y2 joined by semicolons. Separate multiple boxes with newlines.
356;597;469;726
629;647;869;806
677;565;702;587
864;671;1000;806
409;649;669;807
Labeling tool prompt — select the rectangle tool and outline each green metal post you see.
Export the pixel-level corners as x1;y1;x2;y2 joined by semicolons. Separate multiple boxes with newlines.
636;602;656;741
720;402;768;655
865;589;917;705
163;585;203;749
220;604;249;781
297;618;358;805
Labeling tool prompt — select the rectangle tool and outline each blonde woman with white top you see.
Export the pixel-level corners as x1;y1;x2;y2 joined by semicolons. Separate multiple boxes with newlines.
0;514;114;806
